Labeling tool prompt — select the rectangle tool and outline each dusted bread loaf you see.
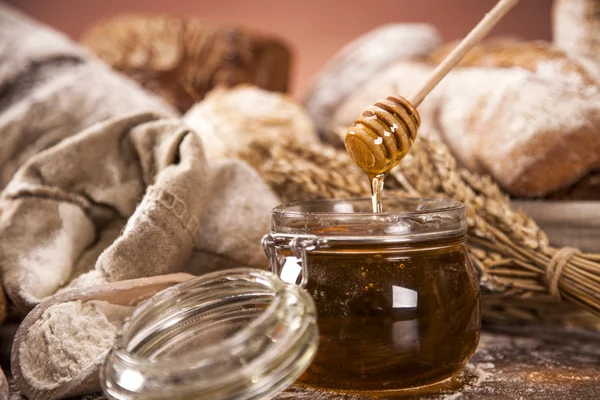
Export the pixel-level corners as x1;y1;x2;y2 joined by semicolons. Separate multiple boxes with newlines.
183;85;319;159
333;53;600;197
303;23;441;144
552;0;600;199
81;15;291;112
428;39;600;199
318;13;600;198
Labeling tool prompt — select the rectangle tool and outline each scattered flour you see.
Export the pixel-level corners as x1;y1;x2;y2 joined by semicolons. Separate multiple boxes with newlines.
466;362;496;386
19;300;133;391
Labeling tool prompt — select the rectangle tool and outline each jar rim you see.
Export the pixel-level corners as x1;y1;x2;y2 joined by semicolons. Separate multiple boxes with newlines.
274;197;464;218
271;197;467;243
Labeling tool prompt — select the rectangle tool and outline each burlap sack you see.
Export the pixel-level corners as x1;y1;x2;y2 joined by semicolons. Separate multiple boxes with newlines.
0;4;178;191
0;4;279;314
0;112;278;313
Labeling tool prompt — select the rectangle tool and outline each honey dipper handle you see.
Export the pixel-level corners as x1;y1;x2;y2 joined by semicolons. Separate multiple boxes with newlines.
408;0;520;107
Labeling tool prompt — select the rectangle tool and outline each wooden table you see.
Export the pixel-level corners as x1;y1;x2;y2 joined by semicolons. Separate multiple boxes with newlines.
276;324;600;400
3;324;599;399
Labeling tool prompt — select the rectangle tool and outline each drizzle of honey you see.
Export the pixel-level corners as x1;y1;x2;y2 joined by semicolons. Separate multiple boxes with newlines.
369;173;385;213
344;95;421;213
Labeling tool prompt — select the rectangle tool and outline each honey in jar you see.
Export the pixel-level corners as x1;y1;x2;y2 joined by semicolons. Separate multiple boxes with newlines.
264;197;480;392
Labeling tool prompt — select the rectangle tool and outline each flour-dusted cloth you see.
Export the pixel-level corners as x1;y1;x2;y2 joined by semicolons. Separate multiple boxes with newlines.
0;4;177;191
0;112;203;311
0;4;279;313
0;112;279;313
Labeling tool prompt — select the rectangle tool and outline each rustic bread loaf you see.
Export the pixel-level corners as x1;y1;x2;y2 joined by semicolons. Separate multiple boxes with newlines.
428;38;600;199
333;55;600;197
303;24;441;145
81;15;291;112
183;85;319;159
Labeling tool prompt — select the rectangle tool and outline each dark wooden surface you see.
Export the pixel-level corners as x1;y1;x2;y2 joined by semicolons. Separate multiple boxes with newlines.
276;325;600;400
3;324;599;399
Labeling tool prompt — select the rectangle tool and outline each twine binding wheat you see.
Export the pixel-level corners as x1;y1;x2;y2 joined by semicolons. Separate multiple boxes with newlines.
235;135;600;325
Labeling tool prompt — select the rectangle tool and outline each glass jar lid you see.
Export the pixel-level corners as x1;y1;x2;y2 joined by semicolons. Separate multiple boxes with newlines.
271;197;466;244
101;268;318;400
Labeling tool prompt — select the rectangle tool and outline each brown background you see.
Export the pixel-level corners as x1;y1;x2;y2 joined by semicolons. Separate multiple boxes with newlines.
8;0;554;96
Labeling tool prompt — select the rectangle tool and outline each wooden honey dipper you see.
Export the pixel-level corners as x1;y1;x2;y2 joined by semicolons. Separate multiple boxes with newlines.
345;0;520;177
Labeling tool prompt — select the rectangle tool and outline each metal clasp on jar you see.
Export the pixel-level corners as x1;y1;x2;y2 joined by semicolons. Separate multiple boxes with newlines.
262;234;321;288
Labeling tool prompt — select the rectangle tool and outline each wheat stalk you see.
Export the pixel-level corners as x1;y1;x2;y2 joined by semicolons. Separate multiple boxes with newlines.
235;135;600;322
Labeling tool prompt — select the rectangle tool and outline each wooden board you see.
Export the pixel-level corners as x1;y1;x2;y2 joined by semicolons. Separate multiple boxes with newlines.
276;324;600;400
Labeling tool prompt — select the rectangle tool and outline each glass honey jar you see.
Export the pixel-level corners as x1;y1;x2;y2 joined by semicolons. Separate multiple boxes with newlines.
262;197;480;392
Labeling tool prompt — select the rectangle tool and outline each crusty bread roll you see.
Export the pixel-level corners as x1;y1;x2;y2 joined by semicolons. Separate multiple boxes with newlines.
427;38;600;198
553;0;600;82
333;57;600;197
183;85;319;159
303;24;441;145
81;15;291;112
